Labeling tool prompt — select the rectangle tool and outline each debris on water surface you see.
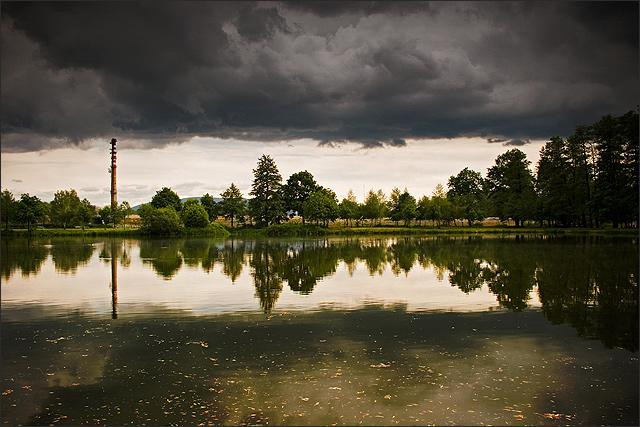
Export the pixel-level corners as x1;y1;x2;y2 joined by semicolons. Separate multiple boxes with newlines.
185;341;208;348
539;412;575;420
370;363;391;368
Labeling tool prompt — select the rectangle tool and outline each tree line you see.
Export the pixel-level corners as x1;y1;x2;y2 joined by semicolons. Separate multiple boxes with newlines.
1;111;637;232
0;189;133;231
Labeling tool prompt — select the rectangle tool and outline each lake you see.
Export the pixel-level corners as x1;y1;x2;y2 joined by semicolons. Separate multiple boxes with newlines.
1;235;638;425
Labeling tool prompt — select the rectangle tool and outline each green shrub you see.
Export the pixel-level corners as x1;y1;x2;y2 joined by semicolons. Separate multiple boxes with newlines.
181;203;209;228
140;206;183;235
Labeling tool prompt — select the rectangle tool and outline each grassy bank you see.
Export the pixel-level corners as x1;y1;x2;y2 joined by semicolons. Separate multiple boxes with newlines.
2;223;230;238
229;223;638;237
3;223;636;238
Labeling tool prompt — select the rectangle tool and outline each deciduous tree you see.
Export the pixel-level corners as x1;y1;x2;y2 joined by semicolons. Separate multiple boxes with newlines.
282;171;318;223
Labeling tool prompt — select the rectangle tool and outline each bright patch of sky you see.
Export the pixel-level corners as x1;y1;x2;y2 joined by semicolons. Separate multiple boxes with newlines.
1;138;544;207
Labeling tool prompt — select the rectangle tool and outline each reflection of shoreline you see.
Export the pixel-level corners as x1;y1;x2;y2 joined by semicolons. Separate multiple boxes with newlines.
2;236;638;351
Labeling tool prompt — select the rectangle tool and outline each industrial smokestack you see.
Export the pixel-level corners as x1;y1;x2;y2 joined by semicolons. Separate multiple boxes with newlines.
110;138;117;214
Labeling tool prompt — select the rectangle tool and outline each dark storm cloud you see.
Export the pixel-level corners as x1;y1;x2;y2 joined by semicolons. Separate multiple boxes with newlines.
281;1;434;17
1;1;637;152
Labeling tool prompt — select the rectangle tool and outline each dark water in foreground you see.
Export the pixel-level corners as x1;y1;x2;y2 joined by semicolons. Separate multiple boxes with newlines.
1;236;638;425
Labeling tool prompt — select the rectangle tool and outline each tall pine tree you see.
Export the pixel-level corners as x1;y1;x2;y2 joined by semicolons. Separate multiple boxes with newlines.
249;155;285;226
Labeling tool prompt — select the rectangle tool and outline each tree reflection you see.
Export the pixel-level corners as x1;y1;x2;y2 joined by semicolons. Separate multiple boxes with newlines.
387;238;418;276
220;240;245;282
4;235;637;350
1;238;49;280
181;239;212;268
249;241;285;313
50;239;96;274
536;237;638;351
139;239;183;279
282;240;339;294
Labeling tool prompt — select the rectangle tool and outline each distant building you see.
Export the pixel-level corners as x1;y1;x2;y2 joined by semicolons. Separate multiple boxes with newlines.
125;214;141;227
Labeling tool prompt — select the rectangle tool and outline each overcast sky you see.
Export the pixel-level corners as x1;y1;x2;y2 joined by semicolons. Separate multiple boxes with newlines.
1;1;637;205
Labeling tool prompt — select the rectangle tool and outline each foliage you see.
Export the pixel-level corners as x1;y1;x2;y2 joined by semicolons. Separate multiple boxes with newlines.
536;137;571;226
98;201;129;228
339;190;360;226
219;183;246;227
182;198;200;208
447;168;486;226
50;189;81;228
98;205;114;226
389;188;417;226
182;221;229;237
1;189;16;231
534;110;638;228
78;198;96;230
200;193;218;220
592;111;638;227
15;193;47;231
139;206;183;235
486;149;537;226
249;154;285;226
387;187;403;224
429;184;455;225
151;187;182;211
181;203;210;228
394;191;417;226
282;170;318;222
362;190;387;224
302;187;339;226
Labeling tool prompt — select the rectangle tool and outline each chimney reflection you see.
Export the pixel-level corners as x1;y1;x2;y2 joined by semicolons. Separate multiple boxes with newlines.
111;240;118;319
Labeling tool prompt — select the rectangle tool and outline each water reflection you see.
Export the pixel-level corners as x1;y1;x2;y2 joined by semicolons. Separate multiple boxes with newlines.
110;240;118;320
2;308;637;426
1;236;638;351
1;238;49;280
1;236;638;425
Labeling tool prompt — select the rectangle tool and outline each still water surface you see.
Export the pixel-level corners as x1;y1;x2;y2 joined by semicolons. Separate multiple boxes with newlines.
1;236;638;425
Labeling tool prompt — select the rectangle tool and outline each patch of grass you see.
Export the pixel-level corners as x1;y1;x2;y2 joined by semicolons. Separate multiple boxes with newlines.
264;223;327;237
3;222;230;238
325;226;637;236
3;227;142;237
5;224;635;239
182;222;230;237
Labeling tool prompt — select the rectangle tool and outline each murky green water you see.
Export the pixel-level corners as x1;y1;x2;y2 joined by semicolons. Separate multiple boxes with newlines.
1;235;638;425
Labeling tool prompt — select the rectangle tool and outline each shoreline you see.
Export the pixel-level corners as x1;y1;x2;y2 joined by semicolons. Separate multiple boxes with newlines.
2;225;637;238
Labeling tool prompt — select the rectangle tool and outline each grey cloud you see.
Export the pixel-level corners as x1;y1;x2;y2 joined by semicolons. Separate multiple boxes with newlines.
504;139;530;147
280;1;434;17
1;1;637;152
11;179;22;183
